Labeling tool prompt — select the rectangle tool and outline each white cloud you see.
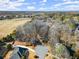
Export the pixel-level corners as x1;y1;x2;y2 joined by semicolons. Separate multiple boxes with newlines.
53;0;79;11
63;0;67;1
0;4;21;11
15;0;25;2
39;7;46;10
42;0;47;2
0;0;37;11
64;5;79;11
0;0;9;3
43;0;47;2
63;0;71;2
0;0;27;11
27;6;35;10
0;0;24;3
55;1;79;6
17;0;25;2
52;5;79;11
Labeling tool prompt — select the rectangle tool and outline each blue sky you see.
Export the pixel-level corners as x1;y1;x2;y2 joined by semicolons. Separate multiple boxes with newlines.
0;0;79;11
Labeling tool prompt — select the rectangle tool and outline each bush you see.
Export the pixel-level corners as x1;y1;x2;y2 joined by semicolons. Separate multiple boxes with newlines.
2;33;16;42
2;35;13;42
7;44;12;50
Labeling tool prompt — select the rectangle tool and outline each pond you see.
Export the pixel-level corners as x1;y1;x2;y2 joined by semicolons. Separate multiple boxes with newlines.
35;45;48;59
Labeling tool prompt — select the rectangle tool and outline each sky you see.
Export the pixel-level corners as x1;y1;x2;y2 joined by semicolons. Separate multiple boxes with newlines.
0;0;79;11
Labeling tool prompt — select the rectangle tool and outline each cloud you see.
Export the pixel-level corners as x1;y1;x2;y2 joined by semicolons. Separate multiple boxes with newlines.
40;0;47;3
0;0;24;3
0;0;27;11
64;5;79;11
0;0;9;3
0;0;79;11
54;1;79;6
38;7;46;10
51;0;79;11
38;7;52;11
63;0;71;2
52;4;79;11
17;0;25;2
27;6;35;10
0;0;38;11
42;0;47;2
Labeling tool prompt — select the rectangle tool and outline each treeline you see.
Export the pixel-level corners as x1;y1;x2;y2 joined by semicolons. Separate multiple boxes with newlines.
1;11;79;20
0;14;33;20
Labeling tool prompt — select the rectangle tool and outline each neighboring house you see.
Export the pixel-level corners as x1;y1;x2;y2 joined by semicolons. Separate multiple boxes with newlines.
10;47;29;59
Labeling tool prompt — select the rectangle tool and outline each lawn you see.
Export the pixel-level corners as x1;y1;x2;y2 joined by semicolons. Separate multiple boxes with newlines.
0;18;31;39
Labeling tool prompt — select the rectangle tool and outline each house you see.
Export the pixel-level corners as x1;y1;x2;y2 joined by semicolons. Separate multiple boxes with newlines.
10;47;29;59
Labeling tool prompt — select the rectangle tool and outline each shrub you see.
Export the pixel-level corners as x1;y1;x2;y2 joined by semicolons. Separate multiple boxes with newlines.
2;32;16;42
7;44;12;50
